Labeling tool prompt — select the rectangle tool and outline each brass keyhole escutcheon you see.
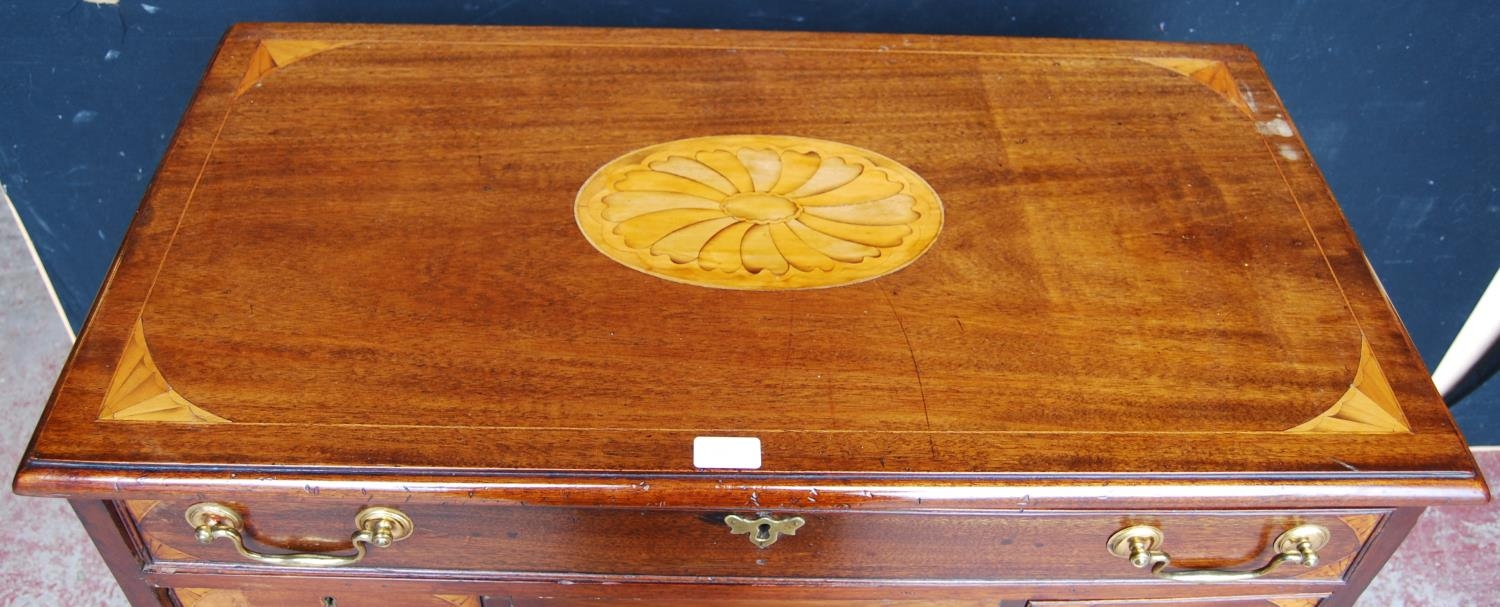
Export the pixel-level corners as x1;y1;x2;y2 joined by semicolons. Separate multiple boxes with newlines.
724;514;805;549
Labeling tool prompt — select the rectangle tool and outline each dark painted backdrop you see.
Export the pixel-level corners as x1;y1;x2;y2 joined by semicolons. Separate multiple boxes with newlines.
3;0;1497;441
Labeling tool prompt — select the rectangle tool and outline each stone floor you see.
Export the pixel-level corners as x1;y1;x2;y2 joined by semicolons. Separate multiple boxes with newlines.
0;191;1494;606
1;191;126;605
1356;451;1499;606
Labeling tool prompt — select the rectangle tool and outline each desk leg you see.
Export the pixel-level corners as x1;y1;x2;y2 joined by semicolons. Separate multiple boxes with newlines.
1321;506;1423;607
71;499;174;607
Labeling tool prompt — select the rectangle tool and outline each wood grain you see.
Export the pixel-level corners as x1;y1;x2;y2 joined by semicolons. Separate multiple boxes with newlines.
1298;513;1382;579
1028;597;1323;607
9;24;1488;607
97;319;228;423
1315;507;1424;607
515;600;995;607
15;465;1486;509
174;587;477;607
236;40;350;96
70;500;174;607
139;575;1351;607
1287;338;1408;433
13;25;1484;495
131;500;1376;583
1136;57;1252;115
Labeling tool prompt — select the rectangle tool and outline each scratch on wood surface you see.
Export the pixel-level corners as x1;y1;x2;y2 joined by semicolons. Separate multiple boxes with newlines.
880;288;936;457
783;300;796;370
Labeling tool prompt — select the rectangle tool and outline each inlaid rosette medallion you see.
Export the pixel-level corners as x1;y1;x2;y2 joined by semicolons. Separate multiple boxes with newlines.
575;135;944;290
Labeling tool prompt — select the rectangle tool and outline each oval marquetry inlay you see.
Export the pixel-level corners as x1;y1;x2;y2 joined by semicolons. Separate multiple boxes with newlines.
575;135;944;290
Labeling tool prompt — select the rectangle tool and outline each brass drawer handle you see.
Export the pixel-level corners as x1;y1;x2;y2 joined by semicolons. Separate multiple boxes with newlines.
1107;523;1330;583
185;502;413;568
724;514;805;548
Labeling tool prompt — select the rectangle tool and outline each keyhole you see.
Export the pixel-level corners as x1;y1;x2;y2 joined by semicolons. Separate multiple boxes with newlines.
757;523;771;540
322;597;336;607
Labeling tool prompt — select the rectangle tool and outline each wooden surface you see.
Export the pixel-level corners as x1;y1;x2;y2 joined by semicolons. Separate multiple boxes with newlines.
125;500;1379;581
70;500;175;607
117;567;1362;607
515;600;996;607
11;25;1485;505
173;587;476;607
6;23;1488;607
1025;598;1322;607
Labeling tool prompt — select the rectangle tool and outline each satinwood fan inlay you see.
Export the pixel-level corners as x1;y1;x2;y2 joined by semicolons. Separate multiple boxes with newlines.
575;135;944;290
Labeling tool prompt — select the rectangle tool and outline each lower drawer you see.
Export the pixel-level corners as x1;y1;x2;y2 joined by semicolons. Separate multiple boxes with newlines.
173;587;480;606
1027;598;1324;607
171;589;1328;607
128;500;1382;583
512;600;995;607
517;599;1325;607
170;587;1332;605
516;599;996;602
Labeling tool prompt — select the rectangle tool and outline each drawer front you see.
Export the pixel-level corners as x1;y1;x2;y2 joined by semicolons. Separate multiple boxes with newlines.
519;599;1321;607
129;500;1382;583
1028;598;1323;607
512;601;994;607
173;587;479;607
172;589;1322;607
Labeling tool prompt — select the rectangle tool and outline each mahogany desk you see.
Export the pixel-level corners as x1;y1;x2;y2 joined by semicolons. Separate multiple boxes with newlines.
15;24;1488;607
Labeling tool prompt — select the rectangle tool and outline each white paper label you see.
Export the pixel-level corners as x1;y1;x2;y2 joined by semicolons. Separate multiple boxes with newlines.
693;436;762;469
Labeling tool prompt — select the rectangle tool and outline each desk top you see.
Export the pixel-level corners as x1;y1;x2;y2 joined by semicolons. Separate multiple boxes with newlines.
16;24;1486;508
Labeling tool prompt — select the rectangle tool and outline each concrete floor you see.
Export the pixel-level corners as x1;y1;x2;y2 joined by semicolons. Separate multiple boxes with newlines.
0;191;1493;605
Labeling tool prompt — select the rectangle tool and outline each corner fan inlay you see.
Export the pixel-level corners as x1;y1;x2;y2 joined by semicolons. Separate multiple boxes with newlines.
1286;338;1409;433
237;39;351;96
575;135;944;290
1136;57;1252;115
98;319;228;423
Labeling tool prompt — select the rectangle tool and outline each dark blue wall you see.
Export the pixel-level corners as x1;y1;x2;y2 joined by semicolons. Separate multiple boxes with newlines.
3;0;1497;441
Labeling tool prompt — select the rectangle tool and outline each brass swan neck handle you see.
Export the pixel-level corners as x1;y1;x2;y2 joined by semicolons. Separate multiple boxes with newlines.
185;502;413;568
1107;523;1330;583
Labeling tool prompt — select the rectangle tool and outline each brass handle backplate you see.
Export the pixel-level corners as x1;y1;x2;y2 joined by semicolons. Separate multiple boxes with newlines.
724;514;805;549
1106;523;1330;583
185;502;413;568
